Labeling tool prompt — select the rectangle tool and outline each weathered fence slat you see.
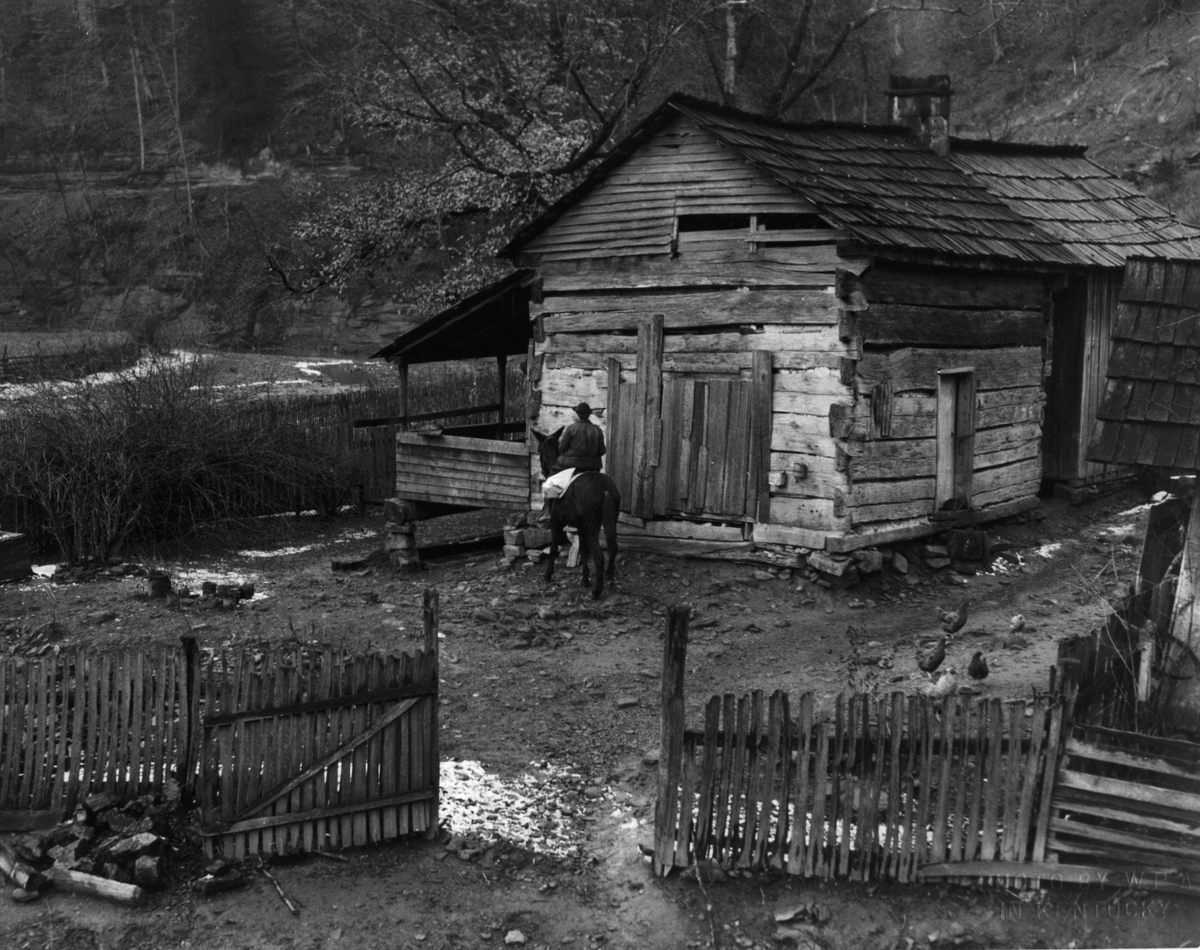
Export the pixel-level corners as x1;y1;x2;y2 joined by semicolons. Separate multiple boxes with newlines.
648;613;1127;889
0;644;193;813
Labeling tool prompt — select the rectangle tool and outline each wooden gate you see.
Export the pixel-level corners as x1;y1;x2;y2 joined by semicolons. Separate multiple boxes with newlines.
199;595;440;858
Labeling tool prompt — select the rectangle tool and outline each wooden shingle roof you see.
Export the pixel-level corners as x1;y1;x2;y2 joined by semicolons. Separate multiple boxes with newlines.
1089;257;1200;471
504;94;1200;268
950;146;1200;267
668;99;1077;267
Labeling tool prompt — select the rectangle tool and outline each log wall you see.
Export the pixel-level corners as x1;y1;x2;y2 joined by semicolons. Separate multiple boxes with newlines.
836;264;1050;540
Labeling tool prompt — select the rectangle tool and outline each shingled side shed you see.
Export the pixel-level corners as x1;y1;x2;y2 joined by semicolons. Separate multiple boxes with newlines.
951;150;1200;496
1089;256;1200;731
503;92;1199;553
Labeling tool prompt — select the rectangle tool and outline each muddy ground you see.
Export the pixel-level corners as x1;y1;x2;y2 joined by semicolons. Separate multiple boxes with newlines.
2;487;1199;950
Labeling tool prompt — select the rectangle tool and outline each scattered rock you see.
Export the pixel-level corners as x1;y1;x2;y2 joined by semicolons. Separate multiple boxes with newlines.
851;549;884;574
504;930;527;946
10;886;40;904
615;696;639;709
134;854;161;888
193;872;248;896
772;923;826;948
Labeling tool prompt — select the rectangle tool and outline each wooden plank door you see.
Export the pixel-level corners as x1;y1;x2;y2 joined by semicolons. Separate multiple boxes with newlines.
608;323;771;522
936;369;976;510
658;360;771;521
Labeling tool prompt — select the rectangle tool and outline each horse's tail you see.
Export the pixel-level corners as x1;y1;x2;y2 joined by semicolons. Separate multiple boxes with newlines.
602;487;620;523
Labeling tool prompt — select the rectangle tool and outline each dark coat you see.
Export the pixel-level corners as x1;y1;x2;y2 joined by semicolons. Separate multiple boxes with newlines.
555;420;606;472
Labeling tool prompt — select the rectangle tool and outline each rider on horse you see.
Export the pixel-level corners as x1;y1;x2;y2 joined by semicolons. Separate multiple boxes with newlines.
553;402;605;473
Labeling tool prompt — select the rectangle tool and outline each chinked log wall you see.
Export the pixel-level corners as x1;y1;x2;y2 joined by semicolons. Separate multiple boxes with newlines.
834;265;1048;544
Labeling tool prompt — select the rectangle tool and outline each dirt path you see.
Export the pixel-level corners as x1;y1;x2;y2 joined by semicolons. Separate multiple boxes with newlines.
2;489;1199;949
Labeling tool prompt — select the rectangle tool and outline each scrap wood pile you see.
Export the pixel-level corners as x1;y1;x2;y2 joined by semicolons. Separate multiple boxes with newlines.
0;788;181;905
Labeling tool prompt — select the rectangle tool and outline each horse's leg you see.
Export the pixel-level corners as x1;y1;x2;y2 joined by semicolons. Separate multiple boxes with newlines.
544;509;561;584
603;494;618;580
588;524;604;599
578;526;591;588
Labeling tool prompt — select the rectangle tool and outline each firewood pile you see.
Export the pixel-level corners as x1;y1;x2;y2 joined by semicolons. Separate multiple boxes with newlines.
0;790;179;905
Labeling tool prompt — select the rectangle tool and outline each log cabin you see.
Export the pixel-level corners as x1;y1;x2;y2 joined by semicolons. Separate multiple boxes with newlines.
1088;256;1200;732
375;82;1200;556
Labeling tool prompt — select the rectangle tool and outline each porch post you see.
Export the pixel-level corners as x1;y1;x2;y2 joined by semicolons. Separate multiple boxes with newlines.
497;354;507;437
396;360;410;432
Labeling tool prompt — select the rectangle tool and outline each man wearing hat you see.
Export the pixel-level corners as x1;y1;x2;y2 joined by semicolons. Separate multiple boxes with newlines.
553;402;606;474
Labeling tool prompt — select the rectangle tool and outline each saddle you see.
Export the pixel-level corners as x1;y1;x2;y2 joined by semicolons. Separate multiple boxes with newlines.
542;468;583;499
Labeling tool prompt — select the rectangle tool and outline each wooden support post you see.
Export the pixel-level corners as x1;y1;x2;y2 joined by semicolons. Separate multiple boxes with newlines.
654;604;690;876
496;355;508;438
396;361;410;432
423;590;440;839
180;633;200;805
749;350;772;523
633;314;664;519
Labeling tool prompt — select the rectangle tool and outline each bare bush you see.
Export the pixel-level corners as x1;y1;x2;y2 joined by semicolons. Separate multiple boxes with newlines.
0;355;349;564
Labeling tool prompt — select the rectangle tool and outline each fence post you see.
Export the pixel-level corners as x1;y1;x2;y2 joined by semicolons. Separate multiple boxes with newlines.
654;603;689;876
179;634;200;804
423;589;440;839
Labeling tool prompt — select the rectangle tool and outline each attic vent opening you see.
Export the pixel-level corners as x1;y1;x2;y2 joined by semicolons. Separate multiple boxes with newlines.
677;213;748;232
673;211;832;257
675;212;826;232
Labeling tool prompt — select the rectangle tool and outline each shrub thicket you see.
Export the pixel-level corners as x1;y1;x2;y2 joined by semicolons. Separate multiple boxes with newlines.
0;355;352;564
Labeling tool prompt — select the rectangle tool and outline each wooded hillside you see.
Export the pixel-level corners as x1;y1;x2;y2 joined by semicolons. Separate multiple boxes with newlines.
1;0;1197;353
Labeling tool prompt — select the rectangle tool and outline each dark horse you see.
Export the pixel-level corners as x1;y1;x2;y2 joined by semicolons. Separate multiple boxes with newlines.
533;428;620;599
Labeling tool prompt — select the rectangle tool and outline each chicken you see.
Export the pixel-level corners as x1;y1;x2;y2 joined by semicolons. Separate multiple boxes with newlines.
939;601;969;635
967;651;989;681
1009;614;1025;633
923;670;958;698
917;636;948;677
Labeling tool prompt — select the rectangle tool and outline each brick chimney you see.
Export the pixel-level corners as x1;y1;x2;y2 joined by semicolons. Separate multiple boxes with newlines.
887;74;952;156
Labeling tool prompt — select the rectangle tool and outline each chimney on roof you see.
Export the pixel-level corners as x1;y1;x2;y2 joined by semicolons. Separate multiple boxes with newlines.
887;74;952;156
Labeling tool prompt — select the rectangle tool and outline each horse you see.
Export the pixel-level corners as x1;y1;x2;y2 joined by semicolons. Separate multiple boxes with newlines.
532;428;620;599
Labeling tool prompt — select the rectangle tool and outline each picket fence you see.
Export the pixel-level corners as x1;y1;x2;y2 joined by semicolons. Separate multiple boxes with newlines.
0;643;197;815
655;683;1064;882
654;606;1200;895
0;593;442;860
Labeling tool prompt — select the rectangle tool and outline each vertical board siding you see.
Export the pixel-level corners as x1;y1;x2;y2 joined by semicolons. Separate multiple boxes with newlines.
522;117;818;264
1076;271;1126;484
0;645;195;812
654;690;1065;882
